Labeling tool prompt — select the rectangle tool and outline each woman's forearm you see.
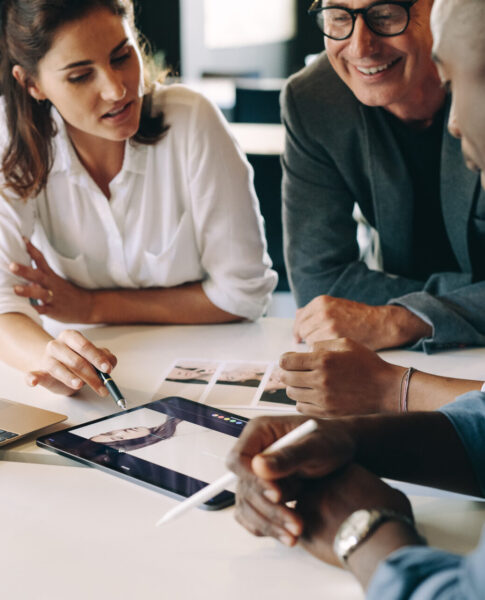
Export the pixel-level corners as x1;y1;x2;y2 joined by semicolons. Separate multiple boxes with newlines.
87;282;243;325
0;313;52;372
0;313;119;396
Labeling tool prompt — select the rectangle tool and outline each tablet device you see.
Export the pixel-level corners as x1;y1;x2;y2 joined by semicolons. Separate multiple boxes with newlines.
37;397;248;510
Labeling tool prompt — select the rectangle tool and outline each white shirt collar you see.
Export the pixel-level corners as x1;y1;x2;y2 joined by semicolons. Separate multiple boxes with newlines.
49;106;148;179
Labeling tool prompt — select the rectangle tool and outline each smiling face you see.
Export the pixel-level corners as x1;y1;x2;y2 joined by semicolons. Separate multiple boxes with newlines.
324;0;443;121
431;0;485;188
23;7;144;148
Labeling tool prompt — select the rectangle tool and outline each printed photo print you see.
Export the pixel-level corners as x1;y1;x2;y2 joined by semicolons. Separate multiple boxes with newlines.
155;359;296;411
157;360;219;402
258;365;296;407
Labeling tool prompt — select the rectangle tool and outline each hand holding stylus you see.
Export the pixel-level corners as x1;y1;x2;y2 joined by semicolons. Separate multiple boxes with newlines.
156;419;318;526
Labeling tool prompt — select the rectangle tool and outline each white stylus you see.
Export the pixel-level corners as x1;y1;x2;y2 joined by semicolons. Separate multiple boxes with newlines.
156;418;319;527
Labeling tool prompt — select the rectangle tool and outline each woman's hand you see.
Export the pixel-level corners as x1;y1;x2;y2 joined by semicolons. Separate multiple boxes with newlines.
27;329;117;397
10;238;93;323
279;338;405;417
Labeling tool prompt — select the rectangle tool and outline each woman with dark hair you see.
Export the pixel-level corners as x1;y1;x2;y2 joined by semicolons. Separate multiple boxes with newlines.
0;0;276;398
90;416;181;451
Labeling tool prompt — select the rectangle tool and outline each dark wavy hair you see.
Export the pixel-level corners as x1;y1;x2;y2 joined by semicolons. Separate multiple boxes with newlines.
91;417;182;451
0;0;168;200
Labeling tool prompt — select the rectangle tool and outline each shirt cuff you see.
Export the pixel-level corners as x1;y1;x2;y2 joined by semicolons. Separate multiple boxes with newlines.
389;291;485;353
367;545;463;600
202;274;276;321
0;295;43;326
438;391;485;496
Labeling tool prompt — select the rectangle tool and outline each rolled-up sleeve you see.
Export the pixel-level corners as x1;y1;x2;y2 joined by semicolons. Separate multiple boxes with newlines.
187;93;277;320
0;194;42;324
438;391;485;494
367;392;485;599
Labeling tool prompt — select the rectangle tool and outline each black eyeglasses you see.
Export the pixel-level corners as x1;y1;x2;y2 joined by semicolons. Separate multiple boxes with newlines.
308;1;418;40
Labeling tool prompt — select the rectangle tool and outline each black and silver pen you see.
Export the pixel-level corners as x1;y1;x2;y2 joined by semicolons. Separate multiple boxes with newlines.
94;368;127;410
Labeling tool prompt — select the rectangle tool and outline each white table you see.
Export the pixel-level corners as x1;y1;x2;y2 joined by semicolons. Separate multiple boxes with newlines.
2;318;485;599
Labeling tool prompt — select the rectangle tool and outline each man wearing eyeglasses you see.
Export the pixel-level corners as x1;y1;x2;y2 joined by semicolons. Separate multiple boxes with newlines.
229;5;485;595
284;0;485;355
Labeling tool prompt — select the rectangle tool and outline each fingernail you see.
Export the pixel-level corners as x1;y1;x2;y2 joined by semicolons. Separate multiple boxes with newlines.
99;387;109;397
285;522;300;537
262;489;279;503
262;455;279;470
9;263;19;273
100;362;110;372
279;534;294;546
71;378;82;388
14;285;24;293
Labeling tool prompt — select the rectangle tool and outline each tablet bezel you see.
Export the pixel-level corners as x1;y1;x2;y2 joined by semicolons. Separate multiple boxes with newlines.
36;396;248;510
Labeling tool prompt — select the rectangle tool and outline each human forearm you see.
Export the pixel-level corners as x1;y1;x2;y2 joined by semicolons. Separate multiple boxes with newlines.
280;339;481;416
0;313;53;372
348;412;482;496
406;370;482;411
87;282;242;325
0;313;117;396
347;520;425;590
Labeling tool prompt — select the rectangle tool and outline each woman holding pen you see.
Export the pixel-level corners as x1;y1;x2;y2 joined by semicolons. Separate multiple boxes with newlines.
0;0;276;398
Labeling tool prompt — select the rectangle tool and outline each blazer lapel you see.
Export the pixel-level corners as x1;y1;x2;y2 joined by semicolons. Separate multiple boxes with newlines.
365;107;415;277
441;126;481;273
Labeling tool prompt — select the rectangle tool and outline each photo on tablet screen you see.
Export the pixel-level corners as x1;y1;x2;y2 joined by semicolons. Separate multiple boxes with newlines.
73;405;239;488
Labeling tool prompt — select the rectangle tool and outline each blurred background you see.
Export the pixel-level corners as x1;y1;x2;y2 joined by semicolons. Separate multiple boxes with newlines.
136;0;323;81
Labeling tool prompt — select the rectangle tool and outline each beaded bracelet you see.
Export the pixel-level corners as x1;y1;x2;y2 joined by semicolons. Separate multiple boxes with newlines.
399;367;416;413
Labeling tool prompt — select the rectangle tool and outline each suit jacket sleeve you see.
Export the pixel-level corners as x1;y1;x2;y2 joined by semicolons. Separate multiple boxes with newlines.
282;63;485;353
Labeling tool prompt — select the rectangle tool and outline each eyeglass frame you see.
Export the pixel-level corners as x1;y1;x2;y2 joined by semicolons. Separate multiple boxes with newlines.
308;0;419;40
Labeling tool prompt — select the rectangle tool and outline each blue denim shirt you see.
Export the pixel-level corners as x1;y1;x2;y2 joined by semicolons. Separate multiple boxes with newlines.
367;391;485;599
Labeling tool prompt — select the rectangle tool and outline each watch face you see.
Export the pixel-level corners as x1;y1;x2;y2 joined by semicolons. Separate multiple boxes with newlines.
335;508;416;565
341;510;372;537
334;509;377;563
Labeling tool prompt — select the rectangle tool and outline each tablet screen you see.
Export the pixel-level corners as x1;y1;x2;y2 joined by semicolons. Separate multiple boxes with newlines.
37;397;248;509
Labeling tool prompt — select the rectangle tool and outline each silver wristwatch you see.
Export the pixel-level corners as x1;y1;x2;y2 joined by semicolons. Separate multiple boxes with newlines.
333;508;417;566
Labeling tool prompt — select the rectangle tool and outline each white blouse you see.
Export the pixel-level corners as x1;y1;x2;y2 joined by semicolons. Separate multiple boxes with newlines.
0;84;277;324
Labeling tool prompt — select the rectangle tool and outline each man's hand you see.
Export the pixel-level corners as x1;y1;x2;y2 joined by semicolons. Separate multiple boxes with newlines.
279;338;405;417
226;415;355;546
294;295;431;350
10;238;94;323
296;464;417;570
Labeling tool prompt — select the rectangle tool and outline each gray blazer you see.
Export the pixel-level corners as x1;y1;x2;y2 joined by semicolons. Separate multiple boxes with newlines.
282;53;485;353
